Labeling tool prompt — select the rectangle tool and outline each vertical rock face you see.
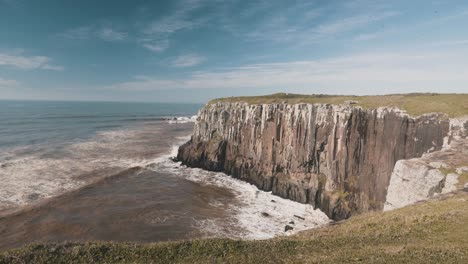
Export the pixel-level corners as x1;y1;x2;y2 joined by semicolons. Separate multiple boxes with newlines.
177;102;450;220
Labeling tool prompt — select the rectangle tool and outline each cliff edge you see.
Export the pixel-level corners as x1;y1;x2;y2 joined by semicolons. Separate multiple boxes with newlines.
178;94;468;220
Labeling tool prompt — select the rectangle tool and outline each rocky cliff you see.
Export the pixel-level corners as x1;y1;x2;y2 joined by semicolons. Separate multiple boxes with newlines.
177;101;456;220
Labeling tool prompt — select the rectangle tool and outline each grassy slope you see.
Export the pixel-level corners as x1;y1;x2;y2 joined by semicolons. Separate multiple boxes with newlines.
210;93;468;117
1;192;467;264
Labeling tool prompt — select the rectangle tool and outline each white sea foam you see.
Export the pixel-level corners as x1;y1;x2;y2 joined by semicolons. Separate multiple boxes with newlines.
0;125;166;213
0;155;86;210
167;115;198;124
147;143;330;240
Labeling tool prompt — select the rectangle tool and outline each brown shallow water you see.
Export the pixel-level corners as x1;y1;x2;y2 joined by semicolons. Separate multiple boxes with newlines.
0;166;237;252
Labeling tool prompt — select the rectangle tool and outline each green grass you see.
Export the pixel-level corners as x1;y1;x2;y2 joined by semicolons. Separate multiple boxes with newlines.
209;93;468;117
1;192;467;264
439;167;468;188
457;173;468;189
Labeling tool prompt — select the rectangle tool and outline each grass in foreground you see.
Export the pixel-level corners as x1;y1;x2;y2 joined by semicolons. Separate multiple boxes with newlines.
210;93;468;117
1;192;467;264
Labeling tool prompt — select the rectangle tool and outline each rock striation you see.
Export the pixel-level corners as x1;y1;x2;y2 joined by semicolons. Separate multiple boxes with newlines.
178;102;452;220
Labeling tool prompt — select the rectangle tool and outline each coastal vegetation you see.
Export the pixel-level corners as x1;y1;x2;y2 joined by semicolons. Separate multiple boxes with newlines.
1;191;466;263
209;93;468;117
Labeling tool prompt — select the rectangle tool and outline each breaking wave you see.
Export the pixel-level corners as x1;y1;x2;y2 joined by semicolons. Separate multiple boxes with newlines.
146;144;330;240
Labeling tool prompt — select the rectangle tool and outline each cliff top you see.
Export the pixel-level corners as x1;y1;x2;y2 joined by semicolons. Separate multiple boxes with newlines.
2;191;467;263
209;93;468;117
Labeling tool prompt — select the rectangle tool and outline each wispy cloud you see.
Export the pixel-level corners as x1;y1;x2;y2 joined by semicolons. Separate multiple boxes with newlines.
139;39;169;52
316;11;399;35
107;50;468;94
219;1;399;45
143;0;205;34
220;1;322;43
144;16;200;35
172;53;205;67
60;25;128;42
140;0;206;52
431;39;468;47
59;26;92;40
0;77;19;87
353;27;399;41
97;27;128;41
0;52;63;71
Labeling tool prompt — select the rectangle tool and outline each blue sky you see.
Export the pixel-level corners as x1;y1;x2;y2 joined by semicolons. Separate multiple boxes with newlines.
0;0;467;102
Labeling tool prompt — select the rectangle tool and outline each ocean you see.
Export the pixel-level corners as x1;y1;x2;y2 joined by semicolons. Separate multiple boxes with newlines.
0;100;329;251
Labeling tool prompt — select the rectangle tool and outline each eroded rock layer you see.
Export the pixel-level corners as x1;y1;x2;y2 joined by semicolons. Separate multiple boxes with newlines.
178;102;450;220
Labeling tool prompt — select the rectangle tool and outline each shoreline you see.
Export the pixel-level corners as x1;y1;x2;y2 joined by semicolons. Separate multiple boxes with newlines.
0;125;330;252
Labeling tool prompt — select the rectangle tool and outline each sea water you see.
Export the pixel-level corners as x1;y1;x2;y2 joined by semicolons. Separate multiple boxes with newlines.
0;100;329;251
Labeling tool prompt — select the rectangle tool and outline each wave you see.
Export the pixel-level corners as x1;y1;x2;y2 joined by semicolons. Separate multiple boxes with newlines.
146;144;330;240
0;121;186;214
165;115;198;124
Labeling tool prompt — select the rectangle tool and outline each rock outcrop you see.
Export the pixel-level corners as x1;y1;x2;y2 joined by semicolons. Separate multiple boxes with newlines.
385;116;468;210
178;102;452;220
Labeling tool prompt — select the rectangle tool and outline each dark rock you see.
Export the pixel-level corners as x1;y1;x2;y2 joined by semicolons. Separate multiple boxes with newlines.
261;212;270;217
0;163;11;168
294;215;305;220
289;221;295;225
27;193;40;201
271;200;276;203
284;225;294;232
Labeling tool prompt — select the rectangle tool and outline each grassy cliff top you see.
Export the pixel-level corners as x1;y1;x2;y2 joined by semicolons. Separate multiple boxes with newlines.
209;93;468;117
1;192;467;264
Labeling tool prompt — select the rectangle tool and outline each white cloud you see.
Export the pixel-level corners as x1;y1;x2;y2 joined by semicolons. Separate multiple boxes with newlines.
172;54;205;67
98;27;128;41
316;11;399;35
60;25;128;42
41;64;65;71
0;52;63;71
0;77;19;87
140;39;169;52
107;50;468;94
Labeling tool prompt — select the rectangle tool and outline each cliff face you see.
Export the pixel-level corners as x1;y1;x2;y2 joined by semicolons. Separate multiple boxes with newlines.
178;102;450;220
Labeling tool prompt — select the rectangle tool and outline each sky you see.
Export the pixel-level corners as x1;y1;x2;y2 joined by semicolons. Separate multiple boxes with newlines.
0;0;467;103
